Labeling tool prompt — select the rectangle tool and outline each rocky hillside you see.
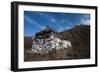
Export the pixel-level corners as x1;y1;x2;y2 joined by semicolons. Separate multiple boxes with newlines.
24;37;33;49
60;25;90;49
24;25;90;61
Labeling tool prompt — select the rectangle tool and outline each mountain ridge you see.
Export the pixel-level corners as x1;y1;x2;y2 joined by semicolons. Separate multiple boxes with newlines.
24;25;90;49
24;25;90;61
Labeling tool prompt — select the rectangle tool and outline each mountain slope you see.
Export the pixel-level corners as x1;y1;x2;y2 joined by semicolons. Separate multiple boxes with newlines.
24;25;90;61
60;25;90;49
60;25;90;58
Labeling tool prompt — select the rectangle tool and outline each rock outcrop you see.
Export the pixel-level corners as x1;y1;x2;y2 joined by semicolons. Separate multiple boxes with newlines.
31;26;72;55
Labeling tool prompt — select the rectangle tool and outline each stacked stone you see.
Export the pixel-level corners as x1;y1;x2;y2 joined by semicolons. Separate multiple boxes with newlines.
31;26;72;55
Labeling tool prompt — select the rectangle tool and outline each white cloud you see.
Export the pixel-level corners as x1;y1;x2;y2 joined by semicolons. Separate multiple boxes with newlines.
39;13;63;31
80;14;90;25
80;18;90;25
83;15;90;19
66;26;72;30
24;15;45;29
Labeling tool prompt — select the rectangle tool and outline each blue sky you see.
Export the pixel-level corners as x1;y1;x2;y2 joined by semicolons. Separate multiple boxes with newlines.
24;11;90;36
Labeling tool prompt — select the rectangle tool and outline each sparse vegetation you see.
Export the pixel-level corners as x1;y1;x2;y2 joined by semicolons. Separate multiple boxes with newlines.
24;25;90;62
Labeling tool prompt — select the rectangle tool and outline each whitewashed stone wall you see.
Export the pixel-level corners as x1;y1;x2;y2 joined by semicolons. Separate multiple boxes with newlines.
32;35;72;55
